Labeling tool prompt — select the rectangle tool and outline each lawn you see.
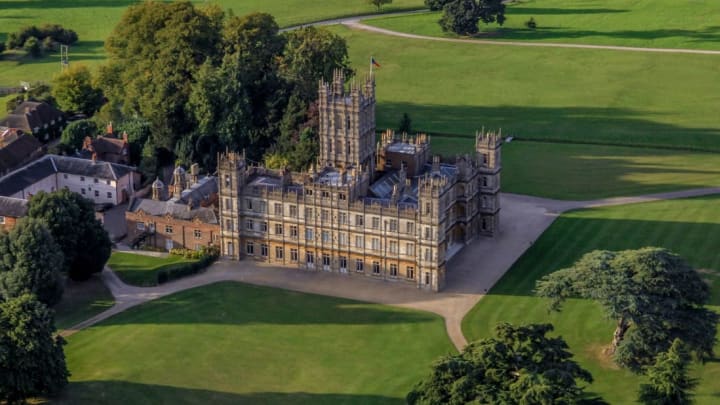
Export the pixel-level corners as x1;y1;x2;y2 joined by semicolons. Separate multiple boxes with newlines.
364;0;720;50
0;0;424;87
462;195;720;404
501;141;720;200
107;251;196;287
54;274;114;330
58;282;454;404
332;25;720;152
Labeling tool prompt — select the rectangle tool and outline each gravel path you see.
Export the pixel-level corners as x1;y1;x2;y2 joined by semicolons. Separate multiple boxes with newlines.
60;187;720;350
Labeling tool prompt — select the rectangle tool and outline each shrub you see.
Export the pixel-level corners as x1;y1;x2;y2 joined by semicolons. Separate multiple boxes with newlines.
525;17;537;30
159;246;219;284
24;36;42;57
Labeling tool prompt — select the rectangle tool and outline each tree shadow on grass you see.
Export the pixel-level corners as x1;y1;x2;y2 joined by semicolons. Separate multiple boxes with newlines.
489;26;720;46
0;0;137;10
97;281;440;327
508;7;629;16
377;103;720;153
51;380;401;405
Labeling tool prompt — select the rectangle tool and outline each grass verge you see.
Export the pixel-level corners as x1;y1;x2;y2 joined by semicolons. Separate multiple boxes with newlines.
54;274;114;330
107;251;196;287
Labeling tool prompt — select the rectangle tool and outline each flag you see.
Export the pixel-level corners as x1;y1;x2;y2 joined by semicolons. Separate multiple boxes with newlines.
371;57;381;68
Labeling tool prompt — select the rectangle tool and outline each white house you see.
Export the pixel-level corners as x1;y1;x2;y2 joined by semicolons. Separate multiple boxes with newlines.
0;155;140;206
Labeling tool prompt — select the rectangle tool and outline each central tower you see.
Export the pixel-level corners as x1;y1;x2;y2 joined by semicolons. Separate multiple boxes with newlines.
318;70;376;172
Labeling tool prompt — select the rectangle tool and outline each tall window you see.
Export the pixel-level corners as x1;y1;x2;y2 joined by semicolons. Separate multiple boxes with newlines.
246;241;254;255
355;215;364;226
275;246;284;259
245;198;253;210
390;264;398;277
389;219;398;232
225;219;233;232
305;228;314;240
338;233;347;245
321;209;329;221
258;201;266;213
306;252;315;264
406;221;415;234
339;212;348;224
260;243;268;257
322;254;330;267
339;256;347;270
389;241;398;254
245;219;254;231
260;222;268;232
275;223;283;235
371;238;380;251
194;230;202;239
321;231;330;243
225;198;232;210
290;225;298;238
289;205;298;217
305;207;313;220
406;266;415;279
290;248;298;261
356;259;364;272
274;203;282;215
355;235;364;248
372;261;381;274
406;243;415;256
372;217;380;229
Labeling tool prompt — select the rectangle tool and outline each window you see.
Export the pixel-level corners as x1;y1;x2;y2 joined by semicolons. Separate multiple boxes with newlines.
225;219;234;232
406;222;415;234
245;198;253;210
107;192;112;199
321;231;330;243
260;221;268;232
246;241;254;255
389;219;398;232
106;180;111;185
339;193;346;201
94;178;99;183
372;217;380;229
424;248;432;261
407;243;415;256
355;215;364;226
289;205;298;217
355;235;364;248
389;241;398;254
425;272;431;285
406;266;415;279
339;256;347;270
224;175;231;188
390;264;398;277
339;212;348;224
371;238;380;251
425;227;432;240
275;223;283;235
290;248;298;261
372;261;381;274
322;254;330;266
225;198;232;210
63;174;68;179
136;222;145;231
321;191;330;198
290;225;298;238
260;243;268;257
275;246;284;259
338;233;347;245
80;176;85;182
245;219;254;231
305;228;314;240
321;209;329;221
258;201;266;213
165;225;173;234
306;252;315;264
81;188;86;195
194;230;202;239
94;190;100;197
483;177;489;187
425;203;431;214
305;207;313;220
274;203;282;215
305;189;313;196
356;259;364;272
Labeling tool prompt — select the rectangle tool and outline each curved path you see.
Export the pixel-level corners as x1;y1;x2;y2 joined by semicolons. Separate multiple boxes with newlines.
61;186;720;350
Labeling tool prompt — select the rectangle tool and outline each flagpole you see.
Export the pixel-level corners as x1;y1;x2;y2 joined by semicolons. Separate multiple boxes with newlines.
370;55;373;76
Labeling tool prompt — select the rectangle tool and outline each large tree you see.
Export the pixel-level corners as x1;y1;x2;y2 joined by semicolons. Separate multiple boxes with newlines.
638;339;698;405
439;0;506;35
407;323;595;404
60;119;98;152
51;64;103;114
100;1;222;163
27;190;111;281
0;219;64;306
536;248;718;372
0;294;69;403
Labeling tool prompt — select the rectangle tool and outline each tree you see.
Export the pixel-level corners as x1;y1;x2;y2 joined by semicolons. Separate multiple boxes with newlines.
408;323;596;404
638;339;698;405
280;26;353;102
52;64;104;114
0;294;69;403
116;118;152;166
476;0;506;26
60;119;98;151
536;248;718;372
0;219;64;306
425;0;452;11
23;36;42;57
27;190;111;281
398;112;412;134
439;0;481;35
368;0;392;11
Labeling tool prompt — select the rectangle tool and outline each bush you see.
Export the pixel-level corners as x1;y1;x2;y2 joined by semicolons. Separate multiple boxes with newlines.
157;247;218;284
0;42;5;54
525;17;537;30
42;36;56;52
6;24;78;50
24;36;42;57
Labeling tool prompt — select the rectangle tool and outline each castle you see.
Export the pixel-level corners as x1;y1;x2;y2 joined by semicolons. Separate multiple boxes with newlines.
217;71;501;291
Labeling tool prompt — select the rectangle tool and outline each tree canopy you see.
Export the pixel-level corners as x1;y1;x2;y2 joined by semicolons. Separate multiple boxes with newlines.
438;0;506;35
536;247;718;372
0;219;64;306
638;339;698;405
52;64;104;115
0;293;69;403
407;323;595;404
60;119;98;152
27;190;111;281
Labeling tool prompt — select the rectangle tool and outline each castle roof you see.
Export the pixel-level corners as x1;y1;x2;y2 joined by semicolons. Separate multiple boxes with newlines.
128;198;218;224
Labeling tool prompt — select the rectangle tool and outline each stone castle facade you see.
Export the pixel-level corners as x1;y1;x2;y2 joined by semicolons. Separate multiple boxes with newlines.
217;71;501;291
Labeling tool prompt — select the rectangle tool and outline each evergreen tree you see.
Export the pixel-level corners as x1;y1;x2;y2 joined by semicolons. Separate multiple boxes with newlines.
639;339;698;405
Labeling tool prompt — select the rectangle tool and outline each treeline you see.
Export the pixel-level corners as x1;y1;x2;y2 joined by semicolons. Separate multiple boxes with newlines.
3;24;78;57
74;1;352;179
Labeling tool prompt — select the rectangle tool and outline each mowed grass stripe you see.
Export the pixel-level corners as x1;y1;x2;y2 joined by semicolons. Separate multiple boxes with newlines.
463;196;720;404
60;282;454;404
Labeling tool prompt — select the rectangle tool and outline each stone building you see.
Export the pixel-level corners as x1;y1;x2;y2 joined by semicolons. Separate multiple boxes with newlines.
0;101;65;141
0;196;28;231
125;164;220;251
217;71;501;292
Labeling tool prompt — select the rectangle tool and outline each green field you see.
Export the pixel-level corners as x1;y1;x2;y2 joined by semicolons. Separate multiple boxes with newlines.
502;141;720;200
107;251;196;287
333;25;720;152
58;282;454;404
365;0;720;50
462;195;720;404
54;274;114;330
0;0;424;87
